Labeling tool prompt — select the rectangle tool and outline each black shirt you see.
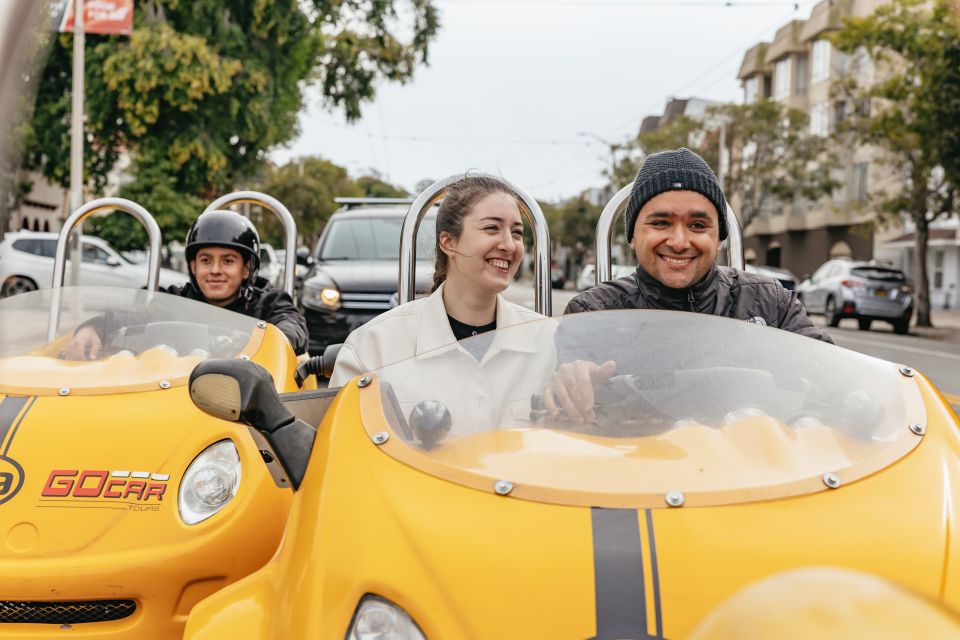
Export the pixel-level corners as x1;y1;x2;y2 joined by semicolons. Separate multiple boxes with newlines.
447;314;496;361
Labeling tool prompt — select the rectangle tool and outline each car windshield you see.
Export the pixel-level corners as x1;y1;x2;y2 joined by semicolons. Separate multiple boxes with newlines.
364;310;924;509
318;215;436;261
0;286;260;395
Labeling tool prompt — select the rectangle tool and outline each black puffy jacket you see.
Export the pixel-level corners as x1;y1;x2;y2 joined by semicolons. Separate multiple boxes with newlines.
566;264;833;344
163;277;308;354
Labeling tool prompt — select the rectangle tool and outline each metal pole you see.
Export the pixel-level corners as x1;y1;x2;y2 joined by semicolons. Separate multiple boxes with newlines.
595;185;632;284
68;0;84;286
718;122;727;192
49;198;163;341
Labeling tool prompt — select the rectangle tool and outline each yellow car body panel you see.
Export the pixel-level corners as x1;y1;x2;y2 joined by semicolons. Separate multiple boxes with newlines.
0;324;299;639
185;370;960;640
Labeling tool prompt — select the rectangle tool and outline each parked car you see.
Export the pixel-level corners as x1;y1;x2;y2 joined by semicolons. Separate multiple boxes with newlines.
745;263;799;290
275;248;313;292
0;231;188;297
796;258;913;333
551;266;566;290
300;200;434;354
258;243;282;289
576;263;636;292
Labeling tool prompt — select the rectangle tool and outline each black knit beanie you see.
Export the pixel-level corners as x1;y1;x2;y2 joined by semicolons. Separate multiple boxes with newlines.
624;147;728;242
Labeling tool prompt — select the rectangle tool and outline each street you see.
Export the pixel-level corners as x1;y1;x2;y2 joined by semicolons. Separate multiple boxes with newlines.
810;318;960;400
505;281;960;411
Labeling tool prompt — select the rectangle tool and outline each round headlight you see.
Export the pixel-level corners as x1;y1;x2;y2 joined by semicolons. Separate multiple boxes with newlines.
320;288;341;306
347;595;425;640
178;439;242;525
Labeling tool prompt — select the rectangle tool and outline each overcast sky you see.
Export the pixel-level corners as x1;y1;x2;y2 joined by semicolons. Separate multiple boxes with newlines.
272;0;818;202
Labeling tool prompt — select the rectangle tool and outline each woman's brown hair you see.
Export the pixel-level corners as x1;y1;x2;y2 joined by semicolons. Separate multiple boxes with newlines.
431;175;521;292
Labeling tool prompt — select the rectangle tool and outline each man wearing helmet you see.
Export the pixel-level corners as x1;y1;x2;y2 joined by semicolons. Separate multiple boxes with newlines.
66;210;308;359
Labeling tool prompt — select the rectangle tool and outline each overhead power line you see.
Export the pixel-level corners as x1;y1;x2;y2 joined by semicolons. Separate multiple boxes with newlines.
438;1;801;7
314;118;591;146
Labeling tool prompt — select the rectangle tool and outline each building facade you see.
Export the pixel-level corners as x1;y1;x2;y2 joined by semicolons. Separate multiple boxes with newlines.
735;0;890;280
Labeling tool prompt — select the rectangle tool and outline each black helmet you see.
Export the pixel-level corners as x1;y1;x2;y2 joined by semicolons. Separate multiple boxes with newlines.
185;210;261;288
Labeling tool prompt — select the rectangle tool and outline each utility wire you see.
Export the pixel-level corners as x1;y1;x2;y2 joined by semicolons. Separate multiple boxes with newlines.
438;1;802;7
313;117;591;146
599;0;818;141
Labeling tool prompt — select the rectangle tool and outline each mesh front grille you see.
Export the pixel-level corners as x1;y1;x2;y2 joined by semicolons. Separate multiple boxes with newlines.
0;600;136;624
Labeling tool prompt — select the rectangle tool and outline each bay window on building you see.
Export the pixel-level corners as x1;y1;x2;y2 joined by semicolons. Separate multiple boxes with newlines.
810;101;829;136
774;58;792;99
811;39;831;82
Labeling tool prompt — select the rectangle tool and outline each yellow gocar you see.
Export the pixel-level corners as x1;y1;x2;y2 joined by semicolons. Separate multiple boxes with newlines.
184;308;960;639
0;285;305;639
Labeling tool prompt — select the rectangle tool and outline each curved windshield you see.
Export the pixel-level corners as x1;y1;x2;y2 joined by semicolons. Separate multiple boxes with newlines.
366;310;924;508
0;287;259;395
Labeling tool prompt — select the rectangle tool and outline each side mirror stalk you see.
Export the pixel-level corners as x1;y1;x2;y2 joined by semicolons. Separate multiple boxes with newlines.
295;343;343;388
190;359;316;489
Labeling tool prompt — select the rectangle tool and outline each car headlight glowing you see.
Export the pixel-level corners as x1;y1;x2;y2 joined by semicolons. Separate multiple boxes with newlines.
346;595;426;640
178;439;241;525
320;287;341;306
302;284;341;311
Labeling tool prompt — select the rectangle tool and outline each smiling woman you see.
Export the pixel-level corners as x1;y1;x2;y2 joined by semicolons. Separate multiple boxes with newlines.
329;175;552;387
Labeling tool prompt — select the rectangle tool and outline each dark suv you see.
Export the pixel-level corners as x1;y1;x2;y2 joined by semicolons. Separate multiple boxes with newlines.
796;259;913;334
300;199;435;354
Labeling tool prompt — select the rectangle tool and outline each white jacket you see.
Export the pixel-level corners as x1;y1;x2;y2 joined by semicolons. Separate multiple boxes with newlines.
330;284;557;434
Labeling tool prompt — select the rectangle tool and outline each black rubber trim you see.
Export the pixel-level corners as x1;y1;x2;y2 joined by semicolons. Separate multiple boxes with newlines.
0;600;136;624
0;396;29;450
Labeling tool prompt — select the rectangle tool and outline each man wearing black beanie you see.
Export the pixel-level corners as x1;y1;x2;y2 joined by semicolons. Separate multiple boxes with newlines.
547;147;832;420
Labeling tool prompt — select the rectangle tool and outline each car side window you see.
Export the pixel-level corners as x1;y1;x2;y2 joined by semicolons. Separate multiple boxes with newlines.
12;239;39;255
82;243;111;265
812;262;832;282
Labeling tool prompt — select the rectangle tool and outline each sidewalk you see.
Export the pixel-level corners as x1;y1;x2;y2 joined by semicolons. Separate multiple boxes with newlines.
913;308;960;344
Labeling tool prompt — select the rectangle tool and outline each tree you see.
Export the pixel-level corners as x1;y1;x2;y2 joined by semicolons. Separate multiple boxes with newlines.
833;0;960;327
23;0;438;239
355;173;410;199
707;100;837;231
613;115;711;188
541;196;602;261
259;157;360;247
88;150;206;251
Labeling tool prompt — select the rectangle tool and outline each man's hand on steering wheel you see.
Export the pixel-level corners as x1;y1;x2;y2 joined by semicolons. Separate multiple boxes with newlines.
543;359;617;423
64;326;102;361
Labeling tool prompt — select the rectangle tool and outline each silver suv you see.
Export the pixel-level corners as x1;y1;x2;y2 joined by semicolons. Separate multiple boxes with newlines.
796;259;913;334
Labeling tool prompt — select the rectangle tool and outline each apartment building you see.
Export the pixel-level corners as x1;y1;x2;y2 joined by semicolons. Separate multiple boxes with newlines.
735;0;888;280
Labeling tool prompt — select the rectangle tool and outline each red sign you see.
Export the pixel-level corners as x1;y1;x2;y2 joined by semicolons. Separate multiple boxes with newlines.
59;0;134;36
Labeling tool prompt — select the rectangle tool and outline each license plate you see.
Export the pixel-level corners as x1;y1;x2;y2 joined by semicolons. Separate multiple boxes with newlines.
874;289;888;297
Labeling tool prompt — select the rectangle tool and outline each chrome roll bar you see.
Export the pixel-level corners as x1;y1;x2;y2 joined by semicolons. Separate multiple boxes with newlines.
203;191;297;298
595;187;744;284
48;197;163;341
399;174;552;316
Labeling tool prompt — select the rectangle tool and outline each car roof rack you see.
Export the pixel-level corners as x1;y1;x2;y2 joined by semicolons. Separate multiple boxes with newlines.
334;197;415;209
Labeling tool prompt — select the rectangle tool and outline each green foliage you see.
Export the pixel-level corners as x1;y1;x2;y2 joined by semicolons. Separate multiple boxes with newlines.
86;150;205;250
22;0;439;245
708;100;837;228
254;158;409;248
258;157;360;246
614;115;712;187
354;173;410;199
832;0;960;325
541;196;602;257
